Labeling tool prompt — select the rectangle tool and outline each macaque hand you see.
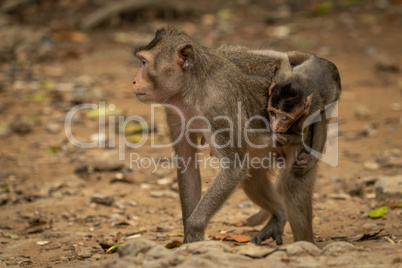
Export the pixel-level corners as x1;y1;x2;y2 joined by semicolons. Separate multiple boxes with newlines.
292;152;315;174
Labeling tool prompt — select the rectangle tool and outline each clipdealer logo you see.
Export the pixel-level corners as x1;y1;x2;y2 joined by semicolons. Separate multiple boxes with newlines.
64;101;339;170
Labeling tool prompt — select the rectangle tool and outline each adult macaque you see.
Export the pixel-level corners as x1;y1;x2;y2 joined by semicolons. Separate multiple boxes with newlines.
132;28;341;245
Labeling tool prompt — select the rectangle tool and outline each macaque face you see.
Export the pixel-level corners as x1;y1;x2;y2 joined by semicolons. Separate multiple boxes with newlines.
267;100;306;133
133;47;185;104
132;51;155;102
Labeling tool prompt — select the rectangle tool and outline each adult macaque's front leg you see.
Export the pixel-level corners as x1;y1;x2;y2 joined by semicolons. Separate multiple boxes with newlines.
166;110;201;232
184;166;247;243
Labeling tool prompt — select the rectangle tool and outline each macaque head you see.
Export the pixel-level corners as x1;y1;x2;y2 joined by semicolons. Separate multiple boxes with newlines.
132;28;196;103
267;81;312;133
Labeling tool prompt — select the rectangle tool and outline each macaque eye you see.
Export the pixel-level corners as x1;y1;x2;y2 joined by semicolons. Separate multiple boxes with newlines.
280;115;288;121
270;111;276;117
141;58;148;67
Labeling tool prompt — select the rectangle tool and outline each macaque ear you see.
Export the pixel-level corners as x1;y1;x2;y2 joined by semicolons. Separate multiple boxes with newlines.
304;94;313;113
268;82;276;96
177;44;195;69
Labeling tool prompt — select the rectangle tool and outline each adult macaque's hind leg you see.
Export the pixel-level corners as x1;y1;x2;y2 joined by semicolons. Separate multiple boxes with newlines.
280;165;317;242
242;168;286;245
246;209;270;227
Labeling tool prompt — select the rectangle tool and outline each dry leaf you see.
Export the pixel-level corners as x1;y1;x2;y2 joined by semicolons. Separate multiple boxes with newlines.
165;240;182;248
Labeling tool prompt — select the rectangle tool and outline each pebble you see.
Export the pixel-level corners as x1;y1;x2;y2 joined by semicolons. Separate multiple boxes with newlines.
45;123;62;134
232;244;275;258
73;245;93;259
36;241;50;246
89;253;102;260
342;180;363;196
76;238;390;268
118;238;167;258
327;193;351;200
363;161;380;171
285;241;321;257
375;56;400;73
375;175;402;201
362;176;378;185
91;150;124;171
90;133;107;144
156;177;174;185
149;190;178;199
322;242;356;256
354;106;372;120
9;120;33;135
329;177;343;182
90;193;114;206
176;240;231;255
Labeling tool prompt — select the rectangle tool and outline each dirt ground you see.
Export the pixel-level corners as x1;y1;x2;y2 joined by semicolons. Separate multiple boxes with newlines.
0;0;401;267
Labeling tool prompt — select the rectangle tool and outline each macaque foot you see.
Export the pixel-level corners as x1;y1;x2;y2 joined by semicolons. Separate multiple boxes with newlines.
183;218;205;243
183;231;204;244
292;152;315;174
251;215;285;245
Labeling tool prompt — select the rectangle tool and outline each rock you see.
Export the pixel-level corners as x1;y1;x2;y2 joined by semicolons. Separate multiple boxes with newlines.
233;243;276;258
90;133;107;144
91;150;124;171
149;190;179;199
383;158;402;168
263;250;288;264
0;193;10;206
89;253;102;260
375;56;400;73
327;193;351;200
90;193;114;206
74;245;93;259
285;241;321;257
156;177;174;185
110;173;133;184
9;120;33;135
45;122;62;134
296;260;324;268
117;238;185;267
329;177;343;182
363;161;380;171
362;176;378;185
322;242;356;256
354;106;372;120
203;251;250;266
358;123;379;138
175;240;230;255
375;175;402;201
342;180;364;196
271;25;291;38
361;222;382;233
118;238;162;258
180;256;219;268
36;240;50;246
